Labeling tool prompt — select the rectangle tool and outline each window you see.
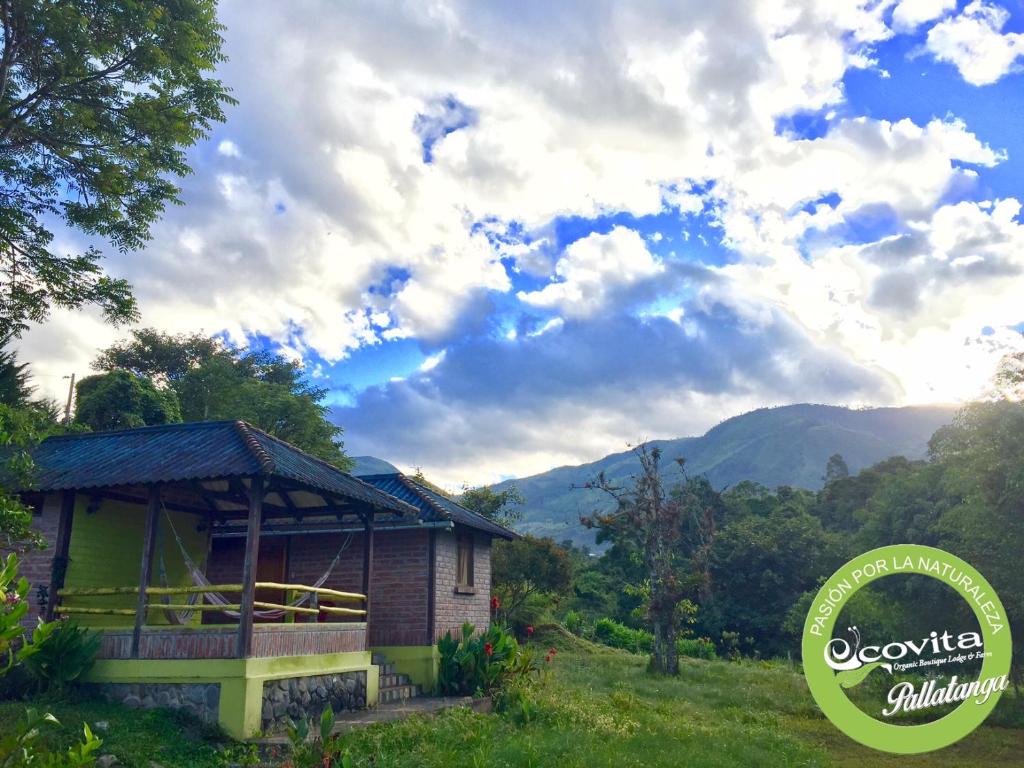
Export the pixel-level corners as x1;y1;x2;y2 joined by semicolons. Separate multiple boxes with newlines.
456;533;474;588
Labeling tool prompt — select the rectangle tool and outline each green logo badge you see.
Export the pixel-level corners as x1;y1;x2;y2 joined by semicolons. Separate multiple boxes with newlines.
802;544;1012;754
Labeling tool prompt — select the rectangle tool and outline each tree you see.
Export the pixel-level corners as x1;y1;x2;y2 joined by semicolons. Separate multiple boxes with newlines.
491;536;573;627
91;329;353;469
991;349;1024;401
458;483;524;526
74;369;181;431
0;1;233;333
928;400;1024;688
92;328;221;383
0;335;31;405
709;485;841;656
823;453;849;486
0;402;54;551
583;445;720;675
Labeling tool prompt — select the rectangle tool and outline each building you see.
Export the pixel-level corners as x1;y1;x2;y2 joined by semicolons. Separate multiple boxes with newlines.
17;420;516;737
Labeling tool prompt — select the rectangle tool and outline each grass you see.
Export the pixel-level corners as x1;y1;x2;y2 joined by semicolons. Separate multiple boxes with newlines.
1;632;1020;767
338;631;1024;768
0;697;244;768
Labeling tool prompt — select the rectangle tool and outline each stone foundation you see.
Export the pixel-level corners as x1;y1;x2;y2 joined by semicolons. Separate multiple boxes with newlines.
261;671;367;733
91;681;220;724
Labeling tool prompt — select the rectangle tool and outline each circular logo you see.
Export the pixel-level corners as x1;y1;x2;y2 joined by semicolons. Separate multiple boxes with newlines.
802;544;1012;754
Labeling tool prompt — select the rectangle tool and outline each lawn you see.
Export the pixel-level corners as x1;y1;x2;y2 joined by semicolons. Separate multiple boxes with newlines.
2;633;1021;767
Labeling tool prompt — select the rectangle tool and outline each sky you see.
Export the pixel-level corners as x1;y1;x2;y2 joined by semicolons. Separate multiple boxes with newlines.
19;0;1024;488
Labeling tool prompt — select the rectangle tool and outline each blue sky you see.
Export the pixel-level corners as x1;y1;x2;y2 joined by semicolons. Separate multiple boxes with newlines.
22;0;1024;486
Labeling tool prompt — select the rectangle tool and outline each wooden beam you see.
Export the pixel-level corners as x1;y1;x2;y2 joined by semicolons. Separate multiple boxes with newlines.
46;491;76;622
361;510;375;639
131;485;161;659
237;475;265;658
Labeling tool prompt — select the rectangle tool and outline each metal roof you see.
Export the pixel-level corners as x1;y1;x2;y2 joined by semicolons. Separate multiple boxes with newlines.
359;473;519;540
27;421;418;517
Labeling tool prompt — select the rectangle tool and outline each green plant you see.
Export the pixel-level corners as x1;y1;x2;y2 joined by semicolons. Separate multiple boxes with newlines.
593;618;653;654
677;636;717;661
436;623;535;697
1;554;55;676
563;610;586;637
720;630;742;661
284;705;353;768
215;743;261;767
0;708;102;767
24;622;101;694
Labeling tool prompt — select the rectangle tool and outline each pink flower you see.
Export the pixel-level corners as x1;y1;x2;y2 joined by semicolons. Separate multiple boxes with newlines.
526;626;534;636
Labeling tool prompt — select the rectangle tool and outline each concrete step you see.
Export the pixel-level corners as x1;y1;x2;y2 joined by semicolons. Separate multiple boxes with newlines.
378;684;421;704
379;673;414;688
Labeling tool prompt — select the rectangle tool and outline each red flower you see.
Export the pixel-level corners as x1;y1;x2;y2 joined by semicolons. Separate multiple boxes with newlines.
485;642;494;657
491;595;500;610
544;654;552;663
549;647;557;656
526;626;534;635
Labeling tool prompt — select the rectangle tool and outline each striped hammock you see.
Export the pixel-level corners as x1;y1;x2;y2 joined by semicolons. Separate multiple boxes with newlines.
156;507;352;624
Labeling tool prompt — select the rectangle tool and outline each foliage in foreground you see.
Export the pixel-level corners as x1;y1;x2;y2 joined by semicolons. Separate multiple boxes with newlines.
0;555;100;767
436;622;540;697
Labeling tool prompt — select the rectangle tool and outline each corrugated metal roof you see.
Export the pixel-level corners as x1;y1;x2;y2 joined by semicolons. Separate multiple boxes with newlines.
359;473;519;540
27;421;417;516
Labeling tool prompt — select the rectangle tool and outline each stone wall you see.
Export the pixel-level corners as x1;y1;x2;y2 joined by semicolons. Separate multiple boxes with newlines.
432;527;492;641
261;671;367;734
91;681;220;724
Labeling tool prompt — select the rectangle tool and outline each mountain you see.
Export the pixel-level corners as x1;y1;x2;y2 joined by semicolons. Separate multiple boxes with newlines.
350;455;400;476
493;403;959;548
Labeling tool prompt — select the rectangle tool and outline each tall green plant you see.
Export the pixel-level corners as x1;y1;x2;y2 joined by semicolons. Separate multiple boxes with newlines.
285;706;353;768
1;553;54;674
0;556;100;767
24;621;101;693
436;622;532;697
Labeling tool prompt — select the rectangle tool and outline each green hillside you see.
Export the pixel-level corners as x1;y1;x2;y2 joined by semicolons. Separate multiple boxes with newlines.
351;455;400;476
494;403;958;547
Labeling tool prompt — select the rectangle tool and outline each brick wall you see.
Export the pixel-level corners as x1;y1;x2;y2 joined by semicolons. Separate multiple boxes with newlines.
432;526;492;641
12;492;61;627
209;528;433;646
290;529;431;646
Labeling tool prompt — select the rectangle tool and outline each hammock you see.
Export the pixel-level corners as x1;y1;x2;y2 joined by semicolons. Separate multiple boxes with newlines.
156;507;353;624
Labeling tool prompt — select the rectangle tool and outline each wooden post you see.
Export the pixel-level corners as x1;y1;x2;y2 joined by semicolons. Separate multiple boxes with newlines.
131;485;161;659
46;490;76;621
237;476;264;658
361;510;375;638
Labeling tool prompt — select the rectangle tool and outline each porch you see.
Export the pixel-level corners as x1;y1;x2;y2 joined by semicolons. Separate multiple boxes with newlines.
22;420;423;737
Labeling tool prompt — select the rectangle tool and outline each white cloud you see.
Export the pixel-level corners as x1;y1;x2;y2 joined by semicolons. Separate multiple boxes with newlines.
217;139;241;157
926;1;1024;85
15;0;1024;483
892;0;957;32
517;227;663;318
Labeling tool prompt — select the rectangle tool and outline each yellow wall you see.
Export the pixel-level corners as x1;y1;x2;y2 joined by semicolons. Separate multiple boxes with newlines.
63;496;209;627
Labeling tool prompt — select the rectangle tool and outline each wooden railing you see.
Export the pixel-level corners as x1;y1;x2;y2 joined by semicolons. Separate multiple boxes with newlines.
55;582;367;620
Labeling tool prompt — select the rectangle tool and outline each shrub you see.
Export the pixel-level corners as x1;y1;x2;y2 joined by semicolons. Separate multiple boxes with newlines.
284;705;353;768
562;610;586;637
436;622;539;699
0;555;101;767
592;618;653;654
1;554;55;675
24;621;101;694
677;637;717;661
